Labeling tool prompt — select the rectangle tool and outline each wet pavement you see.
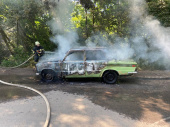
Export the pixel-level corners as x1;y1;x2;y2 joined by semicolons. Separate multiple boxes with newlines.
0;68;170;127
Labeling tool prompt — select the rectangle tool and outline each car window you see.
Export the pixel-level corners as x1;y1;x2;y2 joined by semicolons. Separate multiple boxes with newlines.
65;51;84;61
86;50;106;60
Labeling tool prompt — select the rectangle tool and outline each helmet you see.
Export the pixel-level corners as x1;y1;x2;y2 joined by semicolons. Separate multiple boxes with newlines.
35;41;40;46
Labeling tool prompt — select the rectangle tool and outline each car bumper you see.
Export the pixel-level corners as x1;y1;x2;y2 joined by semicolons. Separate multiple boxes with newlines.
36;73;40;76
128;71;137;74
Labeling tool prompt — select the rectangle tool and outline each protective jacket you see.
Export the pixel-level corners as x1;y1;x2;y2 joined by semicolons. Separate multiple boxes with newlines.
33;46;44;62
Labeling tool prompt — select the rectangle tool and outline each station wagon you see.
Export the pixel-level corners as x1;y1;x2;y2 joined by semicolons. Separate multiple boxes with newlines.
36;47;137;84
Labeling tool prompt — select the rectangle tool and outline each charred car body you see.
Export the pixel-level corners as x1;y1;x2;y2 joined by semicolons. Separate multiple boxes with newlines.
36;47;137;84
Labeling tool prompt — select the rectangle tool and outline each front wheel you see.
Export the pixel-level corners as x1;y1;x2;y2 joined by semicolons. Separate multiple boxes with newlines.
102;71;118;84
41;69;56;82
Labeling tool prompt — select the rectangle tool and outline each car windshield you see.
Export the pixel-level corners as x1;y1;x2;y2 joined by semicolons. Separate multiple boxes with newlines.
86;50;106;60
65;51;84;61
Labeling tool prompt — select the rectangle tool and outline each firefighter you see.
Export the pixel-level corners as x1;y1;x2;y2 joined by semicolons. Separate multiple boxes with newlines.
33;41;44;62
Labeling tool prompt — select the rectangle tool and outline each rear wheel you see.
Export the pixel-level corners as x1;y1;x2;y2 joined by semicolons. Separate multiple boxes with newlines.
41;70;56;82
103;71;118;84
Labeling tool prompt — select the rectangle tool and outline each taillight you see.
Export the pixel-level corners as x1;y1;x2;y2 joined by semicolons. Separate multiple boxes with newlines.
132;65;136;67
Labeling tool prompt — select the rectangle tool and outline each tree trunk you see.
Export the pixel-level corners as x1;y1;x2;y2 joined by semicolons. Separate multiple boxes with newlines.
18;23;34;52
0;26;14;55
85;9;88;38
17;20;19;47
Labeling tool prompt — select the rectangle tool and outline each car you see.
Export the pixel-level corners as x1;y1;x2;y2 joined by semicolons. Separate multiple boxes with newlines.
36;47;137;84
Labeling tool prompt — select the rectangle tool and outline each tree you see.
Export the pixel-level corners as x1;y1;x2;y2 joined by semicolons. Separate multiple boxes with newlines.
147;0;170;27
0;0;56;53
0;0;56;66
72;0;130;39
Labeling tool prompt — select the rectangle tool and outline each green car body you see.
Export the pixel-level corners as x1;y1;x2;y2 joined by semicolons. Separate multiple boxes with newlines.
36;47;137;84
66;60;137;78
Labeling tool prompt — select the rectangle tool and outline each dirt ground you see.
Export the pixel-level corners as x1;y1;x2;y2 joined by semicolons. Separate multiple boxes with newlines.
0;68;170;127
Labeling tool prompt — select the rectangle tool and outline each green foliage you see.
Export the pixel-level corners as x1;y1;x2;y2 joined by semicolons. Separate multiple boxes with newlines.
147;0;170;27
0;45;10;64
0;0;56;52
137;58;166;70
72;0;130;38
1;45;30;67
0;0;169;70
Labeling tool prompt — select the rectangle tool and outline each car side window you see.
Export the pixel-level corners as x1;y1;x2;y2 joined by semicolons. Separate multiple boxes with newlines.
86;50;106;60
65;51;84;61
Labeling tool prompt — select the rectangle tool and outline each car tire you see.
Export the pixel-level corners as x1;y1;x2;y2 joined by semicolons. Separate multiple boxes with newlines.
41;69;56;82
103;71;118;84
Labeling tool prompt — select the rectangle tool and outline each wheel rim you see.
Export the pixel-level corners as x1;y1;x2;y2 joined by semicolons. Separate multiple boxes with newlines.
103;71;118;84
106;74;115;81
45;73;53;81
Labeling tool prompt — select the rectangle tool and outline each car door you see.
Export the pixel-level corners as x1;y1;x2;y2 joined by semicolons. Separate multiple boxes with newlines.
62;51;86;78
85;50;107;77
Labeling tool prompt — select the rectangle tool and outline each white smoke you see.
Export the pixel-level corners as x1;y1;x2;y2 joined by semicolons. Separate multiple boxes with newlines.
145;17;170;57
43;0;170;69
50;32;79;60
44;0;79;61
84;0;170;68
128;0;170;68
85;33;134;60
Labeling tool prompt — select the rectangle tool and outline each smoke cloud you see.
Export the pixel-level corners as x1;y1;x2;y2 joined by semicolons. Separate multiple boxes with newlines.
128;0;170;68
43;0;170;69
45;0;79;60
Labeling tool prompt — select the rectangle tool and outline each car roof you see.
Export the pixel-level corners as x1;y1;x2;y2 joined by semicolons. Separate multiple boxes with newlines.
68;47;106;52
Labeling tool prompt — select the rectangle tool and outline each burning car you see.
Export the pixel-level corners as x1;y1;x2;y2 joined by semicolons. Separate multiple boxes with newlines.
36;47;137;84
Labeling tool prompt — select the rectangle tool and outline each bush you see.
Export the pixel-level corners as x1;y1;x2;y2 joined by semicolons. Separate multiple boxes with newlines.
137;58;166;70
1;45;32;67
0;45;10;64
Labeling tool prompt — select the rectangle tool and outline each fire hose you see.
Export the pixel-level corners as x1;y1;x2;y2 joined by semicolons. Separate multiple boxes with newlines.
0;54;34;69
0;55;51;127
